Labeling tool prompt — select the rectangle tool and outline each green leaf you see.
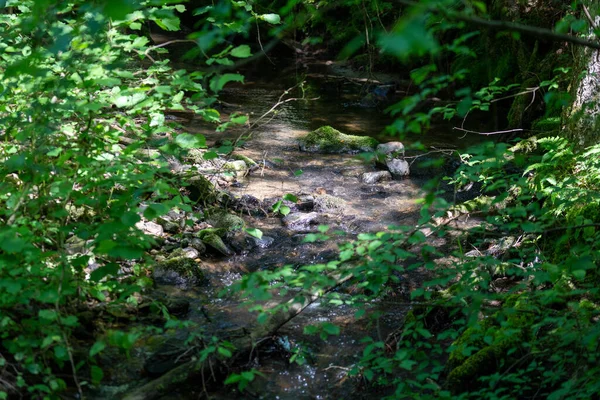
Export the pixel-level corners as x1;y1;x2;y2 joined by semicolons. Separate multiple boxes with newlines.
245;228;263;239
203;151;219;160
209;73;244;92
90;341;106;357
175;133;206;149
91;365;104;385
322;323;340;335
218;347;233;358
283;194;298;202
90;264;120;282
104;0;137;21
153;17;180;31
39;310;58;321
230;45;252;58
259;13;281;24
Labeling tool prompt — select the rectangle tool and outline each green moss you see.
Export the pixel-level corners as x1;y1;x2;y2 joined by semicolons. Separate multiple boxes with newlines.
298;126;379;154
185;149;207;164
154;257;204;283
196;227;227;239
231;154;257;167
532;117;561;133
187;175;217;204
199;232;232;256
446;294;531;394
205;210;245;232
447;345;503;393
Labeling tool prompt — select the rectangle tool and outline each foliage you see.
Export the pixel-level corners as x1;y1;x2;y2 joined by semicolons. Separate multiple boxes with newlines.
230;0;600;398
0;0;260;396
3;0;600;398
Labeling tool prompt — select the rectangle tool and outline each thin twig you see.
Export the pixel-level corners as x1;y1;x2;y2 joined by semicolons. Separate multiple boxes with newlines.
583;5;598;30
256;20;275;65
143;39;197;62
452;127;524;136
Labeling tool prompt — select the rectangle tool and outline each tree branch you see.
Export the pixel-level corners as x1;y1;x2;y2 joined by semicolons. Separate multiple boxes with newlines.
395;0;600;50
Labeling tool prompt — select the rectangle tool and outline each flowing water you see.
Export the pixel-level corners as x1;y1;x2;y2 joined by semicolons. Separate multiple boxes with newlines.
113;60;486;399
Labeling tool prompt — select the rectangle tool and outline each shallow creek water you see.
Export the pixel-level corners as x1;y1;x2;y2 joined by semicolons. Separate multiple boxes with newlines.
148;63;483;399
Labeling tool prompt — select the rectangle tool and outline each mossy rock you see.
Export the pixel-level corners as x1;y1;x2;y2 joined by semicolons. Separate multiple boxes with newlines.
447;344;505;393
445;294;531;394
232;154;258;167
187;174;218;204
199;232;233;256
152;257;204;289
184;148;207;164
223;160;248;178
298;126;379;154
205;210;245;232
66;204;96;222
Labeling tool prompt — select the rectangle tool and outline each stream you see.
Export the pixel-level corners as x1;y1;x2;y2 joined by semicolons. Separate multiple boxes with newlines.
97;60;484;399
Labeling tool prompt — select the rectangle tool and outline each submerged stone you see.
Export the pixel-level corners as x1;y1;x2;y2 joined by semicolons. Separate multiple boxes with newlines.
361;170;392;184
282;212;321;232
298;126;378;154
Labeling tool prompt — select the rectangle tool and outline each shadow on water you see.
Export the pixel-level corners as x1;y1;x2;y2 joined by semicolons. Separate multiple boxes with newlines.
157;61;484;399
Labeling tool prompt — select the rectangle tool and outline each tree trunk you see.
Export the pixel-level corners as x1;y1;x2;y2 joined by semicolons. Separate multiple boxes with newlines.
564;2;600;148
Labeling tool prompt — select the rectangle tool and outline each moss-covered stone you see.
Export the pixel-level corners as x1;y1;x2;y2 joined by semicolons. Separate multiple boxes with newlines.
199;232;233;256
223;160;248;178
187;174;217;204
298;126;379;154
231;154;258;167
205;210;245;232
445;294;531;394
152;257;204;289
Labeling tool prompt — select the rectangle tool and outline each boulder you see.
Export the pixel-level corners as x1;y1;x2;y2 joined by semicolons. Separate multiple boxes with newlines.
361;171;392;184
377;141;405;157
187;174;218;204
152;257;204;289
205;210;245;233
386;158;410;177
223;160;248;178
157;216;179;233
135;221;164;237
200;232;233;256
169;247;200;260
298;126;378;154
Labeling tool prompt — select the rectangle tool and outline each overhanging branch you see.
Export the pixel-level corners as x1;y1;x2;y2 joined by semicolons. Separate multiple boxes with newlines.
395;0;600;50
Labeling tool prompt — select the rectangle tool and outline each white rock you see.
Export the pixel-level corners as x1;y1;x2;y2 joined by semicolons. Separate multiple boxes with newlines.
361;171;392;184
386;158;410;177
377;142;405;157
135;221;164;237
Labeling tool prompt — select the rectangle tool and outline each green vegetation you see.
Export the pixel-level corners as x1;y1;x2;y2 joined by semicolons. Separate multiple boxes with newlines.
298;126;379;153
3;0;600;398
